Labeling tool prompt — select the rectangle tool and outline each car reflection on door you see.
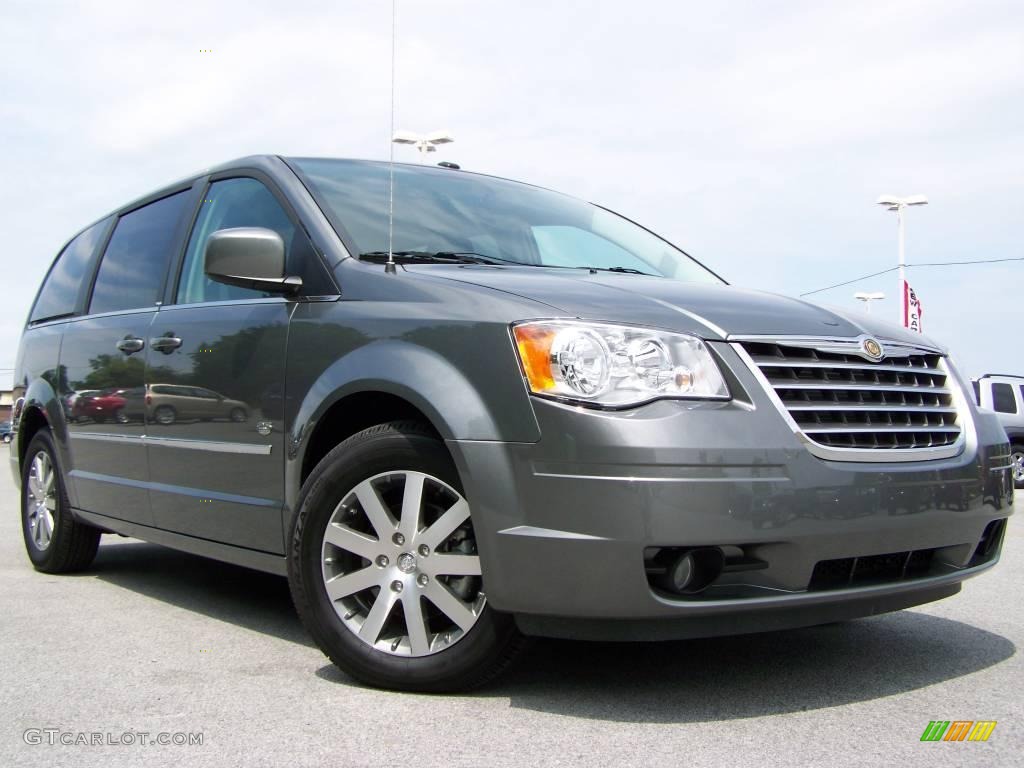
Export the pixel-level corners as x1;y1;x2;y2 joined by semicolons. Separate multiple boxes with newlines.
145;384;248;426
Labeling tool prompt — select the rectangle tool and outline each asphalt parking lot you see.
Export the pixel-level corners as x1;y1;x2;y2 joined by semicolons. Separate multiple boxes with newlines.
0;468;1019;768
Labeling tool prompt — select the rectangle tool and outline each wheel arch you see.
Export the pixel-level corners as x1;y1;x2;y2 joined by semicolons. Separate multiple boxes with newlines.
16;377;70;484
282;338;540;543
1003;428;1024;445
297;389;444;488
286;339;537;484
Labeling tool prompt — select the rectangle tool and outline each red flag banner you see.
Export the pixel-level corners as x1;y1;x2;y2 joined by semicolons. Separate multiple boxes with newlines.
903;280;923;332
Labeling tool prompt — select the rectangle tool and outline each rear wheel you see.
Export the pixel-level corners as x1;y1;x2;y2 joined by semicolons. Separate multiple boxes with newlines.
21;430;101;573
288;421;525;691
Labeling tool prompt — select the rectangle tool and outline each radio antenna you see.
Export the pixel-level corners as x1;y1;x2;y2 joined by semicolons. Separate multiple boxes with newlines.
385;0;398;274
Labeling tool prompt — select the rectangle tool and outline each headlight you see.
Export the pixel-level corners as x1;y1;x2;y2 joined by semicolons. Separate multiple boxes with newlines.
512;320;729;407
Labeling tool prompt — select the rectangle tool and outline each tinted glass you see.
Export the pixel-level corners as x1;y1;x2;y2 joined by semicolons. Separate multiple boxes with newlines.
290;158;723;283
90;192;189;314
31;220;109;322
178;177;334;303
178;178;291;304
992;383;1017;414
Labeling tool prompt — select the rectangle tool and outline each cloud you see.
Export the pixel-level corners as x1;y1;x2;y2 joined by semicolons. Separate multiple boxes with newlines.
0;0;1021;384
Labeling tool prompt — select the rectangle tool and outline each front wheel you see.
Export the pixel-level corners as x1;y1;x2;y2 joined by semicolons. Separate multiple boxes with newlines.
288;421;525;691
153;405;176;426
21;430;101;573
1012;444;1024;490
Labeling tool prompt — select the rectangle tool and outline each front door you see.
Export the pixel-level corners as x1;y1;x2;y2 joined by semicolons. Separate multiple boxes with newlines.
146;176;307;553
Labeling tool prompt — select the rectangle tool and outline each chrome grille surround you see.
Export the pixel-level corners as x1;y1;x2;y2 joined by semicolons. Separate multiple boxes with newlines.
731;334;975;463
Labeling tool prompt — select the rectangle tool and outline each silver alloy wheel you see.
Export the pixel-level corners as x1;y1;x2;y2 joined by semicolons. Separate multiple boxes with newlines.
1013;449;1024;485
26;450;57;551
320;470;485;657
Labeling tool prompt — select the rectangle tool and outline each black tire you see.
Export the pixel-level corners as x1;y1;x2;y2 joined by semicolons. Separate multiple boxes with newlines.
1011;444;1024;491
288;421;526;692
21;430;101;573
153;405;176;425
229;407;247;423
114;408;130;424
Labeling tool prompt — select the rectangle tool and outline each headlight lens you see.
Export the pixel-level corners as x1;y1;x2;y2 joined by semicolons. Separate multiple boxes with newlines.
513;320;729;407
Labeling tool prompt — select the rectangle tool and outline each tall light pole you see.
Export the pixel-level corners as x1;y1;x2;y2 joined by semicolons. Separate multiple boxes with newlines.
392;130;455;163
876;194;928;326
854;291;885;313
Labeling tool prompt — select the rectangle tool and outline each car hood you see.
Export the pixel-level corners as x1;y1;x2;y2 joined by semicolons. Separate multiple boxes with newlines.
413;265;944;348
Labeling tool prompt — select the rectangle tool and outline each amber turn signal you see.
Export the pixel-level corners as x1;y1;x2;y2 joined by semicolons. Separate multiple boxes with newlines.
513;325;557;392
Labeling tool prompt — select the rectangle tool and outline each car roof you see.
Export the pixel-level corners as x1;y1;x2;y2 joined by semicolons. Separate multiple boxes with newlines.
60;154;539;252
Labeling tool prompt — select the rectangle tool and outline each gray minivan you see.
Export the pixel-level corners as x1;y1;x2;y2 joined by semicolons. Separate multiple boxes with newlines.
9;156;1015;691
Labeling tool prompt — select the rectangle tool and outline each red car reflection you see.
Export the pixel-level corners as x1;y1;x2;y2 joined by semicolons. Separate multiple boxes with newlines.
70;389;129;423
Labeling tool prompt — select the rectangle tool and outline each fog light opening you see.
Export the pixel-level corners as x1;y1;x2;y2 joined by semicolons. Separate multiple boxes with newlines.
658;547;725;595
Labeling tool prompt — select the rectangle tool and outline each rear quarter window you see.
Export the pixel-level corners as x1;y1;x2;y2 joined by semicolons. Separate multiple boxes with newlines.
30;219;110;322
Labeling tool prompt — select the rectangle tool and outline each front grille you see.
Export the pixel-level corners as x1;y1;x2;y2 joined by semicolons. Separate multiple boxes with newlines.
738;339;963;458
809;548;936;591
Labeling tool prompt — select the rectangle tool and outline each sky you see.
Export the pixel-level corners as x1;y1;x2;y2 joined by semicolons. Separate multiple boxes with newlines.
1;0;1022;387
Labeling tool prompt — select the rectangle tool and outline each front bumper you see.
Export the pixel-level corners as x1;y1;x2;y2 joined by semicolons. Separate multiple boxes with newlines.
447;342;1014;639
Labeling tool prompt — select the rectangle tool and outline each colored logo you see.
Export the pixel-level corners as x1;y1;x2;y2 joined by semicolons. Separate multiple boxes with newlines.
920;721;997;742
862;338;883;360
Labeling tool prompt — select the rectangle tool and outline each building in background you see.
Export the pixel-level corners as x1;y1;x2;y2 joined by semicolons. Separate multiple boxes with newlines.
0;388;12;421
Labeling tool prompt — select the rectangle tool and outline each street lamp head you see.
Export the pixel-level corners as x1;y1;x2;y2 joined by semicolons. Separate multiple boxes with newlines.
425;130;454;145
392;129;455;147
875;194;928;209
854;291;885;301
392;130;419;145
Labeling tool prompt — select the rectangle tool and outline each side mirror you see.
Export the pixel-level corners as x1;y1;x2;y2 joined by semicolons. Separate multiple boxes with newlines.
204;227;302;294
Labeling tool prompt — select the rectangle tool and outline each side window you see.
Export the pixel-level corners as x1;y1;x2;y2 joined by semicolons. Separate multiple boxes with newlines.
177;177;334;303
31;219;109;322
90;192;190;315
1019;385;1024;410
992;383;1017;414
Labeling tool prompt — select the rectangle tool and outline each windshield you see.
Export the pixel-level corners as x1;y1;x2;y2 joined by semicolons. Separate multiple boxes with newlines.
288;159;724;283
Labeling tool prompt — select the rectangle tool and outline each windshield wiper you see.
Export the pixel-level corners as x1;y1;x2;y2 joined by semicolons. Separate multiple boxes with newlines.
579;266;652;275
359;250;520;266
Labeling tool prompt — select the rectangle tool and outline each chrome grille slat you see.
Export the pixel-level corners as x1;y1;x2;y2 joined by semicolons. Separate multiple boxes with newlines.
736;338;965;460
785;404;958;413
802;425;961;434
753;360;945;375
771;383;951;393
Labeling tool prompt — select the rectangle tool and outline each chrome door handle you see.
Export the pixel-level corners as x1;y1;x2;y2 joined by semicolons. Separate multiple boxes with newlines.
150;335;182;354
116;336;145;354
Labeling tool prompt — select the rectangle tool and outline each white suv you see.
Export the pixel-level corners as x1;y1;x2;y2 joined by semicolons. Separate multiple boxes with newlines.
973;374;1024;488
